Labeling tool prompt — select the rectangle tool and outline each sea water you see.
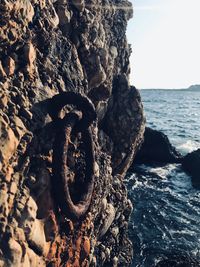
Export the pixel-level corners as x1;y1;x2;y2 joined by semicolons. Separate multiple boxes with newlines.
127;89;200;267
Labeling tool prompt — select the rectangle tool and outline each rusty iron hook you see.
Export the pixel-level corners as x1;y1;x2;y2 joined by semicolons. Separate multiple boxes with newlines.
48;91;96;132
50;93;96;220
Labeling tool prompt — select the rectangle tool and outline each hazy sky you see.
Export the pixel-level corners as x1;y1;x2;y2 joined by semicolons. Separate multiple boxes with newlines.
127;0;200;89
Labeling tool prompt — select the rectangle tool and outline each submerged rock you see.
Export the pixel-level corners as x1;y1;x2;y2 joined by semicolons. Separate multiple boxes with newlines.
182;149;200;188
134;127;182;164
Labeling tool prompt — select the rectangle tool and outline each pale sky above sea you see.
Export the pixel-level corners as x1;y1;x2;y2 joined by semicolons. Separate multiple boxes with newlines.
127;0;200;89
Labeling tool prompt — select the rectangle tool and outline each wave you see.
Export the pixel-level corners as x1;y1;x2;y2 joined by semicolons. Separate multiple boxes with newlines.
126;164;200;267
177;140;200;155
132;90;200;266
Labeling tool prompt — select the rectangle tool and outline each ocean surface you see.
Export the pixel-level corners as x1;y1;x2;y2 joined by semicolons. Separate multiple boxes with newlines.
127;89;200;267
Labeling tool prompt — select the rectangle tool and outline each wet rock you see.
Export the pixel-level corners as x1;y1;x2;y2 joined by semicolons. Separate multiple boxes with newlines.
182;149;200;188
135;127;182;164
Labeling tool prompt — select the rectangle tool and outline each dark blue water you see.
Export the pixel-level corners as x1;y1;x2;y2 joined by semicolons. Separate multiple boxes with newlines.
141;89;200;154
127;89;200;267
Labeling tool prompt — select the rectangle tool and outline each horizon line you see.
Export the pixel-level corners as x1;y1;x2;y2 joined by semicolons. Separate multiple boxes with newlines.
133;84;200;90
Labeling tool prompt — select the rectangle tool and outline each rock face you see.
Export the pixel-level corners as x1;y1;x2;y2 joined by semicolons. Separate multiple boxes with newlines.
135;127;182;164
182;149;200;188
103;76;145;176
0;0;145;266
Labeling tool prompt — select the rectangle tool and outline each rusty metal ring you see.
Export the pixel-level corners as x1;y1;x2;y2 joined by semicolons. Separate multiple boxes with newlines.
52;111;95;220
48;92;96;131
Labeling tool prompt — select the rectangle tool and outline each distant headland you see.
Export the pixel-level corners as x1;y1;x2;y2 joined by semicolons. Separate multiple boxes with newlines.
140;84;200;90
186;84;200;91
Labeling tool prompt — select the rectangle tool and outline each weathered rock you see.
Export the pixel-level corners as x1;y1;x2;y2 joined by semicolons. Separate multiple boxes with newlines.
99;203;116;238
0;0;141;266
182;149;200;188
0;115;19;166
72;0;85;12
29;219;47;256
134;127;182;164
102;74;145;176
89;62;107;89
7;238;23;267
5;57;15;76
15;0;35;23
24;42;36;75
57;4;72;26
0;183;9;219
0;93;8;109
113;256;118;267
12;116;27;139
0;61;7;78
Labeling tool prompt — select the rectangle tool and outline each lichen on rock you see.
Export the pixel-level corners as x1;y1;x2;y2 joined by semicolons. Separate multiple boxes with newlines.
0;0;145;266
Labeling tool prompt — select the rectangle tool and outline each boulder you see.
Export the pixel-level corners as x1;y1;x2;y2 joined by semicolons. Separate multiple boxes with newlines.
135;127;182;164
182;149;200;187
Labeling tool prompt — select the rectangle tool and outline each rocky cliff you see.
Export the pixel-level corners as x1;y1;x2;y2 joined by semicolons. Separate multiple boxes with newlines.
0;0;145;266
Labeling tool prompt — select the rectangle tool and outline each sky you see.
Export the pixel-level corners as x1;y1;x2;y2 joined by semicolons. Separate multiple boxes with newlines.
127;0;200;89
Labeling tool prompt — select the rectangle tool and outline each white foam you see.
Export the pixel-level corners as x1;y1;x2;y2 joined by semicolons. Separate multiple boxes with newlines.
149;167;168;179
177;140;200;155
148;164;177;179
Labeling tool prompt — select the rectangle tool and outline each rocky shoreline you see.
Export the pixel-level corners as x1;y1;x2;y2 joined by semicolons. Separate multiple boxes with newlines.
0;0;145;266
134;127;200;189
134;127;182;164
1;1;198;266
